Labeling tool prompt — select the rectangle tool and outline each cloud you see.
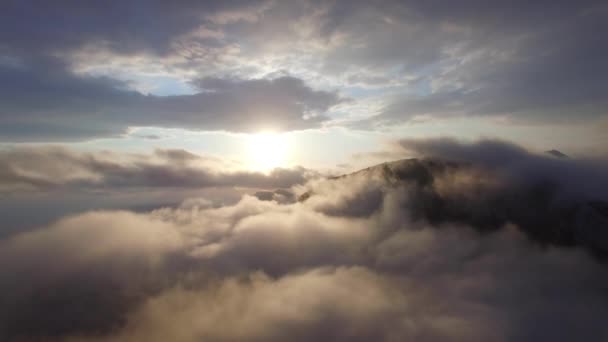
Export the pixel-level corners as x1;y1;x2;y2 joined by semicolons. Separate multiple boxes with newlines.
0;1;349;141
0;58;342;140
0;146;314;192
1;139;608;340
0;1;266;56
395;138;608;201
1;1;606;141
0;210;186;338
317;1;608;126
0;145;312;236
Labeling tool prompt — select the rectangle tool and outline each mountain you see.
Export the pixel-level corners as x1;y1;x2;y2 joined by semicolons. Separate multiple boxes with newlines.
546;149;569;158
300;158;608;256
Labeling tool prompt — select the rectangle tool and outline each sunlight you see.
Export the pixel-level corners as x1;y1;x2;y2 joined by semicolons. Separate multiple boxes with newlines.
246;132;292;171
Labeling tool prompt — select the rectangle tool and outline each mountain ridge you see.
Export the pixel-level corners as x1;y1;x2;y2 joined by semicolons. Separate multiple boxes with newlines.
300;157;608;256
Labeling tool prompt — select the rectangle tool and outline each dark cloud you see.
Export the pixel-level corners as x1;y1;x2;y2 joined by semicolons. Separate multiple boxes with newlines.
0;58;341;140
0;0;266;56
395;138;608;202
1;139;608;340
319;0;608;126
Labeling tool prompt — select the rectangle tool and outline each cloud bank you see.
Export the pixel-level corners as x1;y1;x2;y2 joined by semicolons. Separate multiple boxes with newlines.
1;139;607;341
0;146;313;192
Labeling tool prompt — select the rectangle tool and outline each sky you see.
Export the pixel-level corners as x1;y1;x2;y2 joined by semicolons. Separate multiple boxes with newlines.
1;1;608;341
1;0;607;168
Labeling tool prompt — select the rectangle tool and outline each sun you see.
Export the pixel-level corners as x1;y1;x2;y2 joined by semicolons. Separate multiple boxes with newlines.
246;132;292;171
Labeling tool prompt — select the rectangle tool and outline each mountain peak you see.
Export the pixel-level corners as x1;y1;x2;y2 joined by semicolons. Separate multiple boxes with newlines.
546;149;568;158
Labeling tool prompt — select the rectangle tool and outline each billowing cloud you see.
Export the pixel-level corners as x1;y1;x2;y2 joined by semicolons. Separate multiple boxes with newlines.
395;138;608;201
1;139;607;340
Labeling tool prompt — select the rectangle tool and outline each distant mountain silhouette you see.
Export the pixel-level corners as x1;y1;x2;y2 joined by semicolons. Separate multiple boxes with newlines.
546;149;568;158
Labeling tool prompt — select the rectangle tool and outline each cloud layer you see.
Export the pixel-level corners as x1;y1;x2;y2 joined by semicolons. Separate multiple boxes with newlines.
1;139;607;341
1;1;606;140
0;146;313;191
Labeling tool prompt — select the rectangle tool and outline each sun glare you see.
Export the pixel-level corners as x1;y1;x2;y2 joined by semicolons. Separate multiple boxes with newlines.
246;132;292;171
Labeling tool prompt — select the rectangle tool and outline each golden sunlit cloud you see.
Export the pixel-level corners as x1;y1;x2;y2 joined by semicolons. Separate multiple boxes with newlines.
246;132;292;171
